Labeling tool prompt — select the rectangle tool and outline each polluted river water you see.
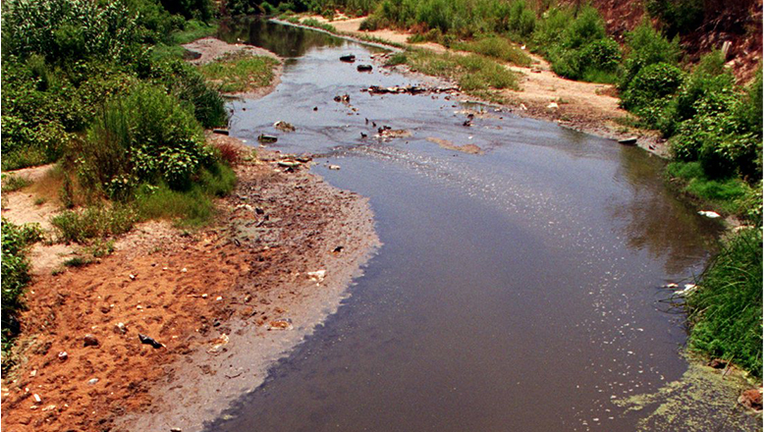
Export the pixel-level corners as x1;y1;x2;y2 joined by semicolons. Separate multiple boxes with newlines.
208;19;760;432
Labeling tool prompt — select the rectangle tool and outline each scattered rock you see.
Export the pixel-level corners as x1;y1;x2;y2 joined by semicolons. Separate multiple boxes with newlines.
333;246;344;253
88;378;99;385
33;394;42;403
212;128;229;136
207;334;230;353
83;334;99;347
171;428;182;432
738;388;762;411
57;351;68;361
114;322;127;334
547;102;559;109
277;161;301;169
339;54;355;62
266;318;293;330
708;358;728;369
307;269;327;283
138;334;164;349
328;165;341;171
273;121;295;132
357;64;373;72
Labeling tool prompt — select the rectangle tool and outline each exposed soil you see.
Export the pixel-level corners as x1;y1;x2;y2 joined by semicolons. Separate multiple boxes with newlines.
0;135;378;432
183;37;284;99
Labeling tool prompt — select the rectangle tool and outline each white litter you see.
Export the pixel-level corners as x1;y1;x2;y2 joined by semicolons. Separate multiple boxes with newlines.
697;210;721;218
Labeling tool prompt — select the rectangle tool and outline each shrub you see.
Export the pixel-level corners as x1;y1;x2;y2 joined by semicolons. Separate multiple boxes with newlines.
453;36;532;67
622;63;684;111
2;0;142;64
646;0;704;36
620;19;681;91
2;219;42;365
77;83;210;197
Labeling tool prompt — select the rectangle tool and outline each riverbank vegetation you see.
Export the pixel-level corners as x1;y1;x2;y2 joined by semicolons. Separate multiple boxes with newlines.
0;0;248;369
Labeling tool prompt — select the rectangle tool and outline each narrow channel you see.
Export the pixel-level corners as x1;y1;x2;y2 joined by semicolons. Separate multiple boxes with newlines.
208;19;737;431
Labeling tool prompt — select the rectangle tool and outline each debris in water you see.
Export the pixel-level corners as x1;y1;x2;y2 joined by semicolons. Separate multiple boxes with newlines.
258;134;278;144
333;94;350;103
357;64;373;72
339;54;355;62
674;284;699;296
328;165;341;170
273;120;295;132
697;210;720;218
618;137;638;146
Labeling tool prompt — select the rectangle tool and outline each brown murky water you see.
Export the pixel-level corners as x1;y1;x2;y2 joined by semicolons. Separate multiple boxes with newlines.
206;19;758;432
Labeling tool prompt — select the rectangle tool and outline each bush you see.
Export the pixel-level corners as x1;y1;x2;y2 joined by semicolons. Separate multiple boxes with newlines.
2;0;142;64
77;83;211;197
620;19;681;91
622;63;685;111
2;219;42;366
646;0;704;36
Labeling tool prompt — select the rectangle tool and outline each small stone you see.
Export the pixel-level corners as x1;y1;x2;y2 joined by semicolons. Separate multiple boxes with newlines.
33;394;41;403
708;358;728;369
42;405;56;412
171;428;182;432
181;267;188;273
115;322;127;334
202;293;208;299
215;296;223;301
88;378;99;385
738;388;763;411
83;334;99;347
328;165;341;170
29;370;37;377
57;351;68;361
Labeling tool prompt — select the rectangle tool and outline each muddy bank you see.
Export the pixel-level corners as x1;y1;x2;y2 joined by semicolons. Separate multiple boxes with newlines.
0;135;379;432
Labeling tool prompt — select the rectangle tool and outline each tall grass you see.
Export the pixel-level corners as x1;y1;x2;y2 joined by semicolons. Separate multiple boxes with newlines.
453;36;531;67
392;48;519;91
687;229;763;378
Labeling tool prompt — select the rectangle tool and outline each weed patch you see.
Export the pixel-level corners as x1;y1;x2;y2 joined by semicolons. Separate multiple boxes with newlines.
199;51;279;93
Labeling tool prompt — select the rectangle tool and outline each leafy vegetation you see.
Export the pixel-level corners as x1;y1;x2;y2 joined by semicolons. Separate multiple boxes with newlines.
1;219;42;371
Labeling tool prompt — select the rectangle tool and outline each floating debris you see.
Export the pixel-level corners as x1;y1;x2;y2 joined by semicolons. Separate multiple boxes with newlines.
357;64;373;72
697;210;720;218
339;54;355;62
618;137;638;146
273;120;295;132
258;134;278;144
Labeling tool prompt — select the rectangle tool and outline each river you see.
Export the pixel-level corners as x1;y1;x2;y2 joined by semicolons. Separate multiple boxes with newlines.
206;18;757;431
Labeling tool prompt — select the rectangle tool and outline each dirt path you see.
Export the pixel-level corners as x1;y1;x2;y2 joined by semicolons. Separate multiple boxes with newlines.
299;15;667;156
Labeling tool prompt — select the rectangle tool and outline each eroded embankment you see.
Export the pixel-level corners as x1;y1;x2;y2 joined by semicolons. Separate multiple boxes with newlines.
0;134;378;432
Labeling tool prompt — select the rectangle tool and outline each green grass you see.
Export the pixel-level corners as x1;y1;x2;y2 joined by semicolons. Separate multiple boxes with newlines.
136;162;236;227
63;256;92;267
392;48;519;91
1;175;32;193
300;18;338;33
667;162;750;215
686;228;763;378
51;205;137;244
199;51;280;93
453;36;531;67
